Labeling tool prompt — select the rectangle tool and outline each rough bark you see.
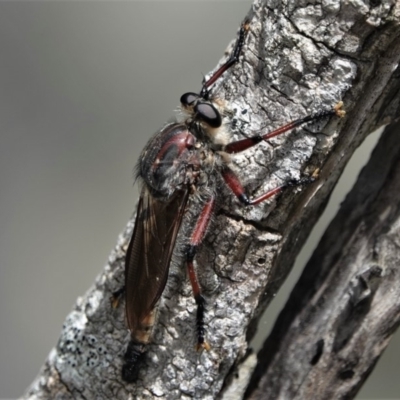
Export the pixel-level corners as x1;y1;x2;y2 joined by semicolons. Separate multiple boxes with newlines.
245;120;400;400
22;1;400;399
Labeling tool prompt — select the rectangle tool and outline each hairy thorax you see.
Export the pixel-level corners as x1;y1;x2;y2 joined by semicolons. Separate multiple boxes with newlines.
138;122;223;200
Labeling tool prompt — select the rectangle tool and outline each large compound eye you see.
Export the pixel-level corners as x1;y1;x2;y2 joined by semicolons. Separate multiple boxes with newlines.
194;102;222;128
180;92;199;107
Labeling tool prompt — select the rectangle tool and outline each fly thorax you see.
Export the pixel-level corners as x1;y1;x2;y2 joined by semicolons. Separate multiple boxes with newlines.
139;123;197;198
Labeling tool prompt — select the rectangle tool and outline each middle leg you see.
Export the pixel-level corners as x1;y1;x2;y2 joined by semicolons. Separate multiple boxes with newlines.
222;166;316;206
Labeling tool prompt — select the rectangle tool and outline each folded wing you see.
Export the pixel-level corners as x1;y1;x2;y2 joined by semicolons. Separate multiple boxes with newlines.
124;186;189;334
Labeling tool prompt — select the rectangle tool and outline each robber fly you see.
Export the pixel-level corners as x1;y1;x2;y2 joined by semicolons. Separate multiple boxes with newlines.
113;20;344;383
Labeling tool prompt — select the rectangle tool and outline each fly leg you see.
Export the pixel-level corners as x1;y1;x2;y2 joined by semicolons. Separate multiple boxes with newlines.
200;21;250;98
185;197;216;351
222;167;316;206
220;103;345;203
110;286;125;308
224;102;345;154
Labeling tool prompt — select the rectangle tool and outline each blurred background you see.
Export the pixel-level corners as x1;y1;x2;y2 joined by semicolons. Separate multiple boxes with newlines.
0;2;398;399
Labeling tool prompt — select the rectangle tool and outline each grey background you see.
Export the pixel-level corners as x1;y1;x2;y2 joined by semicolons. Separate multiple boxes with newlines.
0;2;398;399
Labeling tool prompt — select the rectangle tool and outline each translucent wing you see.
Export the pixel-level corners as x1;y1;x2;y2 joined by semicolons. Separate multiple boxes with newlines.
124;186;189;334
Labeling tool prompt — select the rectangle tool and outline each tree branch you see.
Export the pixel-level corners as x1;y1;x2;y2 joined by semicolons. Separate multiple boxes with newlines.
246;120;400;400
23;0;400;399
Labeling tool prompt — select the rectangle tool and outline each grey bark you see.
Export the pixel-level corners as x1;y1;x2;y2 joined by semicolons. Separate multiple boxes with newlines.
22;1;400;399
245;121;400;400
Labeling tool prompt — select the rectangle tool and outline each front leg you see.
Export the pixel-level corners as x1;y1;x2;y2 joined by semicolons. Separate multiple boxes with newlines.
224;102;345;154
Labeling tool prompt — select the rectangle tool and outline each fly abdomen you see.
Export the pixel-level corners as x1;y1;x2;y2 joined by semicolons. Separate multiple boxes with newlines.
122;306;157;382
122;340;146;383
